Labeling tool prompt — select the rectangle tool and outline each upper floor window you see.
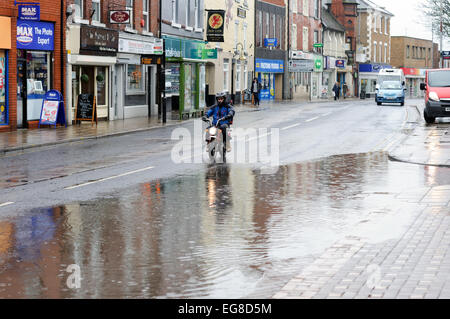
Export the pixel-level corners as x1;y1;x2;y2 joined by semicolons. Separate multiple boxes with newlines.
74;0;84;19
172;0;179;25
143;0;150;32
126;0;134;29
303;0;309;17
314;0;320;19
92;0;101;22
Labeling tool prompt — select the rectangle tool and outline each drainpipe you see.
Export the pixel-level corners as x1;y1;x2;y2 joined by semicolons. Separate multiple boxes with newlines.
61;0;65;99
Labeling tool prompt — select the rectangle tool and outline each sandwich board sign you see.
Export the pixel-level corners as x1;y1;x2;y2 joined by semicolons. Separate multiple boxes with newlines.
38;90;66;128
75;94;97;126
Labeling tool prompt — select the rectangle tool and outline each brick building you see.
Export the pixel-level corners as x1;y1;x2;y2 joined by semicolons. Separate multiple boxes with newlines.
66;0;162;123
289;0;324;100
354;0;393;97
0;1;66;132
323;0;358;96
391;36;439;97
255;0;287;101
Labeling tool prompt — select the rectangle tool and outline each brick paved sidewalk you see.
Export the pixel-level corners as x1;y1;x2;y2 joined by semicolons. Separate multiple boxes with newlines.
274;185;450;299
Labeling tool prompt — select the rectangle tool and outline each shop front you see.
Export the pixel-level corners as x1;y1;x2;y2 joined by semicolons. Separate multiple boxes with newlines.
255;59;284;100
401;68;426;98
164;36;207;120
359;63;392;98
67;25;118;123
114;34;163;120
312;54;324;100
16;20;55;128
0;17;11;127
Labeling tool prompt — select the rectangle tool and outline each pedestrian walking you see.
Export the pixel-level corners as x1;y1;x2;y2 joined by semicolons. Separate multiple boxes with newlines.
333;82;341;101
343;83;348;99
251;78;261;106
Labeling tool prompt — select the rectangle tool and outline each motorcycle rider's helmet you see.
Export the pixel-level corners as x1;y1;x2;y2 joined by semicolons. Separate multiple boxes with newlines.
215;92;227;102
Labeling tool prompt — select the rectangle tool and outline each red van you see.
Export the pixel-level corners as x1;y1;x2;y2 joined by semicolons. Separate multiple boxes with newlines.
420;69;450;123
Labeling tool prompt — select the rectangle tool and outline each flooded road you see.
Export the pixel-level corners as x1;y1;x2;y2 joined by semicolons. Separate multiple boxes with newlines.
1;152;447;298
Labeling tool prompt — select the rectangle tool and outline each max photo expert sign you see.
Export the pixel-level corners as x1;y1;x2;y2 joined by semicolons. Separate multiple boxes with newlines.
18;4;40;21
17;20;54;51
206;10;225;42
39;90;66;128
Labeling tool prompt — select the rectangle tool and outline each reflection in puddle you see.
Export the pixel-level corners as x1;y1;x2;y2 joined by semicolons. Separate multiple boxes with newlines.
0;152;449;298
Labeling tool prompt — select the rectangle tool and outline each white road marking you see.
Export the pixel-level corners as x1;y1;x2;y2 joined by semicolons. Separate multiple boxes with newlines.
305;116;320;122
281;123;301;131
322;112;332;117
65;166;155;190
0;202;14;208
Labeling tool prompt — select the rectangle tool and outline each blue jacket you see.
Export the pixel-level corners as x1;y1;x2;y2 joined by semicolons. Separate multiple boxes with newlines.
206;103;235;126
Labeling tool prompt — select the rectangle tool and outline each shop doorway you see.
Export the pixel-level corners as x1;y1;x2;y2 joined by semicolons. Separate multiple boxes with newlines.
73;65;109;120
17;51;52;128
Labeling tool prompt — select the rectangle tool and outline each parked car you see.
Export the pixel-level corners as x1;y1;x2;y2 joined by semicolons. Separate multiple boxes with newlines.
376;81;406;106
420;69;450;124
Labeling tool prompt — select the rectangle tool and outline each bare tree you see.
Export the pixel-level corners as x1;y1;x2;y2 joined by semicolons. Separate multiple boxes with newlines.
420;0;450;37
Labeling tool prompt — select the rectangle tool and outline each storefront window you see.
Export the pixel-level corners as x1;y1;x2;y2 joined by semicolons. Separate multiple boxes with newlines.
0;50;6;125
165;63;180;96
127;64;144;94
184;63;194;111
199;64;206;109
97;67;106;105
26;51;50;121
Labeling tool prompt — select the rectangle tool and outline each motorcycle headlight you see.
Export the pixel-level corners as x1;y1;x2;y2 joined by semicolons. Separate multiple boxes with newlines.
209;127;217;135
429;92;439;102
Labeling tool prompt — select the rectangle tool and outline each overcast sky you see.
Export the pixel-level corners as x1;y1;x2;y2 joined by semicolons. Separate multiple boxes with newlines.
372;0;450;50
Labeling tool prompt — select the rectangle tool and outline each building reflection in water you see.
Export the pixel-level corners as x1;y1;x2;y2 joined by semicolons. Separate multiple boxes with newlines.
0;152;434;298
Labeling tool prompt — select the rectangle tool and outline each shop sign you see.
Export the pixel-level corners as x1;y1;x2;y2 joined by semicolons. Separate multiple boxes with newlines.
441;51;450;59
119;38;163;55
256;59;284;73
202;48;217;59
141;55;163;65
17;20;54;51
38;90;66;128
359;63;392;73
206;10;225;42
80;25;118;55
19;4;40;21
264;38;278;48
336;60;345;68
289;59;314;72
109;10;131;24
314;58;323;71
290;50;314;60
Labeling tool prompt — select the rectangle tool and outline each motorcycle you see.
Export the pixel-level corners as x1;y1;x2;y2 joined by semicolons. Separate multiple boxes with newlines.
202;117;231;163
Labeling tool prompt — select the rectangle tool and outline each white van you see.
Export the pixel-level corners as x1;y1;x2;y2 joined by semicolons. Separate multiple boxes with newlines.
376;69;406;99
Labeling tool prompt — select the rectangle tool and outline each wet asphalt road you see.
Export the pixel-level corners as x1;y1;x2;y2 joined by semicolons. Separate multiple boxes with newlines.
0;98;441;298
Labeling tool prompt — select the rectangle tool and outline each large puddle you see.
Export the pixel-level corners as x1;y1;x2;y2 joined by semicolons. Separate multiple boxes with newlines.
0;152;448;298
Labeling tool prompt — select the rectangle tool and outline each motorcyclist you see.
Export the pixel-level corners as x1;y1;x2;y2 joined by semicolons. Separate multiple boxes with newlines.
203;92;235;152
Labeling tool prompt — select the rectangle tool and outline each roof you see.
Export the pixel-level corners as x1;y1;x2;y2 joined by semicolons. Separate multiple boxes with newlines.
356;0;394;16
322;8;346;33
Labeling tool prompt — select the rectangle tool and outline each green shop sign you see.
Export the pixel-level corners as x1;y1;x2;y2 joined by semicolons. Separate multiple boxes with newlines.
202;48;218;59
163;36;209;60
314;58;323;71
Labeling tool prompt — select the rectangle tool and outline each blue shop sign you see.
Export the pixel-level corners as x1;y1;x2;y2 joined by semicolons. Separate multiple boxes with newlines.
255;59;284;73
19;5;40;21
264;38;278;48
359;63;392;73
336;60;345;68
17;21;54;51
